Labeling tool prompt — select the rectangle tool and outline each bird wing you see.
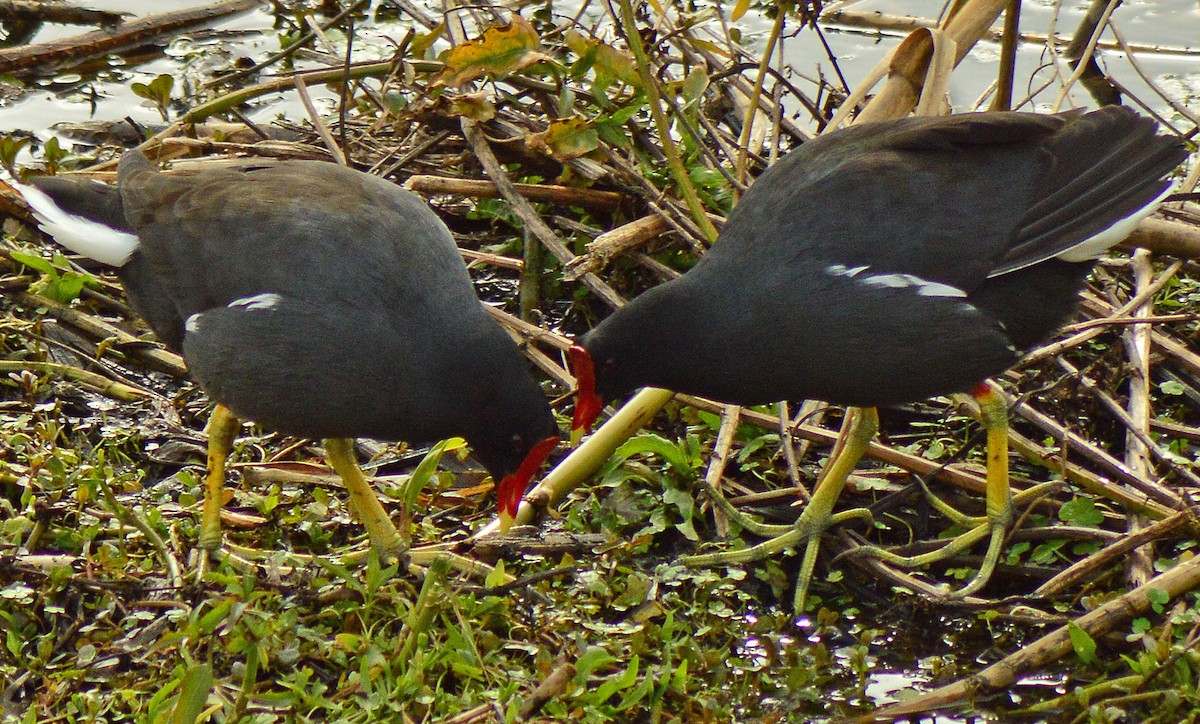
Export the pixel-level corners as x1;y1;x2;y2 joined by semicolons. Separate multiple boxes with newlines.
115;152;480;330
707;112;1065;293
710;109;1182;291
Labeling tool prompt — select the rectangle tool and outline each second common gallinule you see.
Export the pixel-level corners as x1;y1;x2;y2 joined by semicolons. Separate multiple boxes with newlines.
18;150;559;557
570;106;1187;607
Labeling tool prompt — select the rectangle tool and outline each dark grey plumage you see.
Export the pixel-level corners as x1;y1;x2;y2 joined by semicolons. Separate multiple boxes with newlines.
30;151;558;485
581;107;1186;409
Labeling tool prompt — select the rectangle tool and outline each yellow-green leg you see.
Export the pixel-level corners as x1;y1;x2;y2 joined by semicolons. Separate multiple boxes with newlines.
322;438;407;559
199;404;241;552
683;406;879;611
848;382;1052;598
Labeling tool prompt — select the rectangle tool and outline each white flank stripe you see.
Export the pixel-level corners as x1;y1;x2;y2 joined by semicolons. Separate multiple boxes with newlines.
1057;182;1176;262
228;292;283;311
185;314;201;333
17;182;139;267
827;264;967;298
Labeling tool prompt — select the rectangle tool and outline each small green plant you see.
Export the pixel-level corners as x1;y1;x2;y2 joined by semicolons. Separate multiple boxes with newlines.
130;74;174;122
8;250;98;303
0;134;31;175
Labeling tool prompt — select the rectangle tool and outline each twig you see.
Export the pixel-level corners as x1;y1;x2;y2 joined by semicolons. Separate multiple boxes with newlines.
863;555;1200;720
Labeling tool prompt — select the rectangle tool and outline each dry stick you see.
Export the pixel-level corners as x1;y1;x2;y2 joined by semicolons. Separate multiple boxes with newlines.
482;306;573;389
1123;249;1156;588
135;60;444;154
1107;24;1200;129
702;405;742;537
0;1;127;26
460;248;522;271
292;76;347;165
1022;260;1183;366
0;0;261;74
821;6;1200;57
157;136;331;160
517;658;577;720
460;119;625;310
1150;328;1200;380
1061;0;1123;108
863;555;1200;721
207;0;372;89
678;396;992;496
989;0;1020;111
404;176;624;212
1004;425;1176;522
1010;398;1182;510
1050;0;1122;112
1037;511;1190;596
853;0;1009;124
562;215;671;281
614;0;718;242
15;291;187;377
1055;357;1200;490
732;3;785;183
0;361;149;402
671;28;810;144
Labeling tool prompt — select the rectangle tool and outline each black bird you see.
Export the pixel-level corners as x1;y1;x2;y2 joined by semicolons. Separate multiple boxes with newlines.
569;107;1187;607
19;150;559;556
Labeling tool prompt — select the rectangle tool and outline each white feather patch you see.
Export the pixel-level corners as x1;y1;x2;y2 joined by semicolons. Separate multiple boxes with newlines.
826;264;967;298
1057;182;1176;262
185;313;201;334
17;182;139;267
228;292;282;311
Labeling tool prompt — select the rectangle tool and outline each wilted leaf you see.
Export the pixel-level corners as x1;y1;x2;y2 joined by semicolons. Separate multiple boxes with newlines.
410;23;445;59
527;117;599;160
447;92;496;121
680;67;709;104
565;30;641;91
433;16;551;88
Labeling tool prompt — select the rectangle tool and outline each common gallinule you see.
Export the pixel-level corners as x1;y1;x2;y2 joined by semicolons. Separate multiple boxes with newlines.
570;107;1187;607
18;150;559;556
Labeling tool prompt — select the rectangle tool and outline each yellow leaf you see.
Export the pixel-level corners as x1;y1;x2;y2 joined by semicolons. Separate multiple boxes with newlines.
565;30;641;89
410;23;445;59
527;117;600;161
433;15;551;88
448;92;496;121
732;0;751;21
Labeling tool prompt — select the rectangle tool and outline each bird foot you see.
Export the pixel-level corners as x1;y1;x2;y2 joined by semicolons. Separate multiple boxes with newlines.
682;485;873;611
837;480;1061;598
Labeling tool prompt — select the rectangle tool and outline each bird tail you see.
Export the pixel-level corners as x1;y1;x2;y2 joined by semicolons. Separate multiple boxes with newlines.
14;175;139;268
993;106;1188;276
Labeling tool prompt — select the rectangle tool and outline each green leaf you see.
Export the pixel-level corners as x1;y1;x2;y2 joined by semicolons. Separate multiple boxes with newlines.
403;437;459;507
1068;622;1099;667
484;558;507;589
1147;587;1170;614
574;646;618;681
612;434;694;475
1059;497;1104;527
671;658;688;693
169;664;213;724
9;250;54;274
528;117;599;161
591;654;639;703
1159;380;1186;396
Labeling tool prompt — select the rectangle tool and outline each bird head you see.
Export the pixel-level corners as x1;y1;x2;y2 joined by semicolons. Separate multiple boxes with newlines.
494;433;558;530
569;344;603;446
